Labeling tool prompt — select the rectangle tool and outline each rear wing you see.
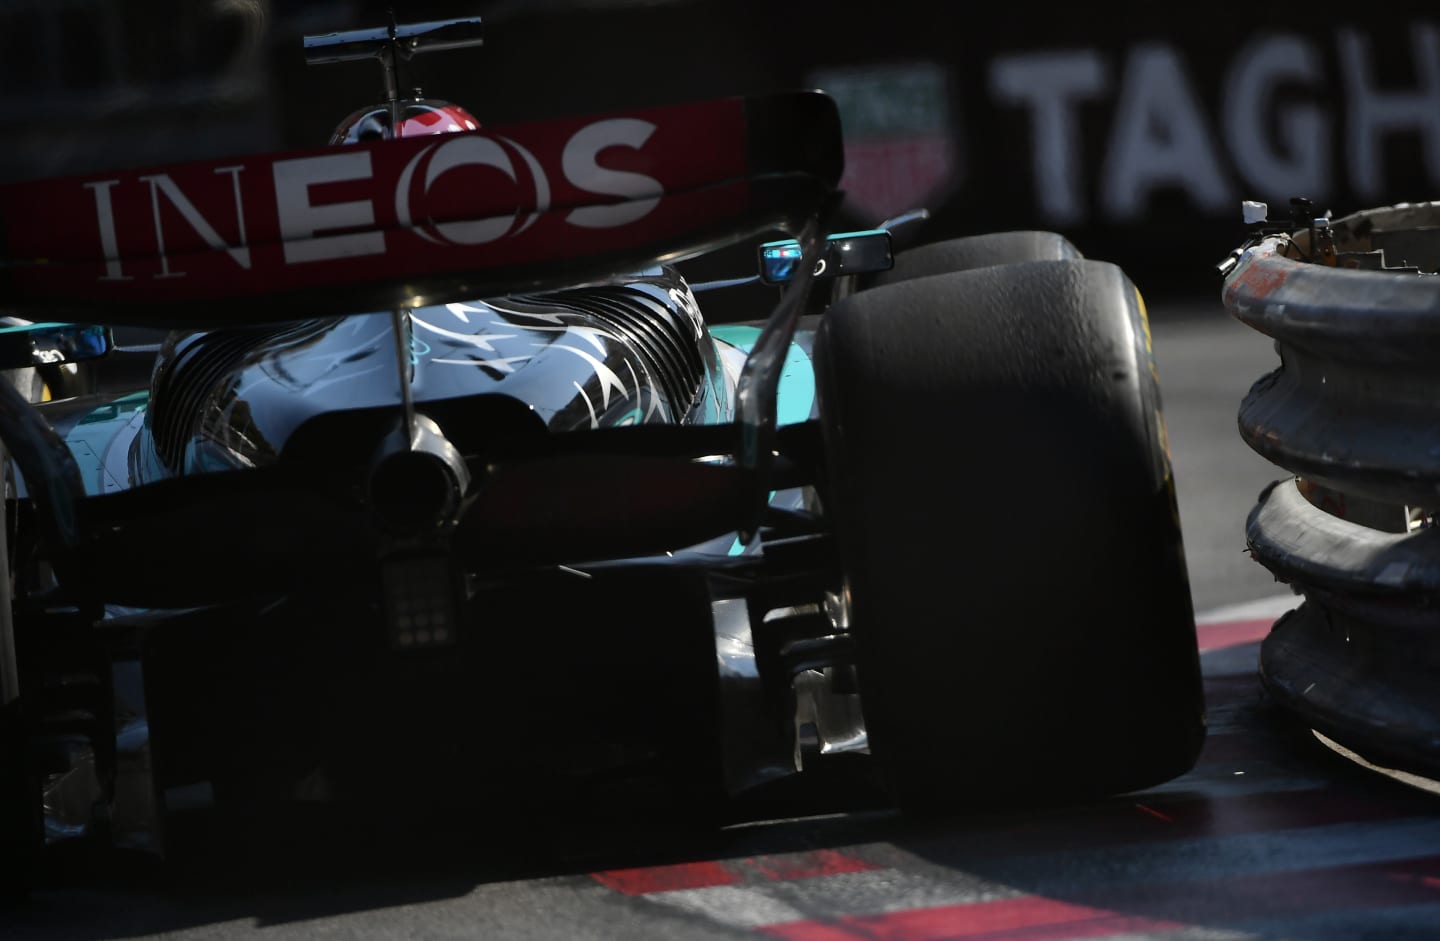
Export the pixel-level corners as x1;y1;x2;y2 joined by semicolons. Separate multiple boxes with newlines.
0;92;841;326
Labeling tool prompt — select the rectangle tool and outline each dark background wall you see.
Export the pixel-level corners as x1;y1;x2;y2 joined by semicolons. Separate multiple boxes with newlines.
2;0;1435;294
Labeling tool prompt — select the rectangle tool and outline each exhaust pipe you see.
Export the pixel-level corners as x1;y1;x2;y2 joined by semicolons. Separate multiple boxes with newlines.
367;414;471;532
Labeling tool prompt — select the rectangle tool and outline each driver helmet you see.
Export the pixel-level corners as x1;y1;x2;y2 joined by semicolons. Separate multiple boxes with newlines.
329;98;480;145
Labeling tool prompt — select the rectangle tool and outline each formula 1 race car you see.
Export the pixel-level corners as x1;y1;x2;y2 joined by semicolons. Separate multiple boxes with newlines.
0;17;1203;891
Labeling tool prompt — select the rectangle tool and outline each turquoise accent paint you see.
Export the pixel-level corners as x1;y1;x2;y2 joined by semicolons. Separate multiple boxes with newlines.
64;392;149;496
75;391;148;425
0;321;72;334
759;229;887;253
709;324;815;426
710;327;815;556
724;488;779;557
0;323;110;367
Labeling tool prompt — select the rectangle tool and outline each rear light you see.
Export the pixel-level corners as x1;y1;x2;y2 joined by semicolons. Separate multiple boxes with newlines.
380;555;461;649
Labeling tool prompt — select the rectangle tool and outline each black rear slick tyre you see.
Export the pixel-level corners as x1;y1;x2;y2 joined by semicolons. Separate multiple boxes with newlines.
868;231;1081;288
0;440;37;903
815;258;1203;810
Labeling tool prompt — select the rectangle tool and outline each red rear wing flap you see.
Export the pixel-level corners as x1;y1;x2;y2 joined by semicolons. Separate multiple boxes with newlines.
0;92;841;325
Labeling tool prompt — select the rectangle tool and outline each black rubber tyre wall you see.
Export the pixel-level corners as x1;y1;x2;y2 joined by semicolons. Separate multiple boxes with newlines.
0;440;37;902
813;259;1203;808
868;231;1082;288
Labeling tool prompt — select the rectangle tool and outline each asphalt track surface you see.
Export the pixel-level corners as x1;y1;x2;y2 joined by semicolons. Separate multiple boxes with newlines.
9;293;1440;940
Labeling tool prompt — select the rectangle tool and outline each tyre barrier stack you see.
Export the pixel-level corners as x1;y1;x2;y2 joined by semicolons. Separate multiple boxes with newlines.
1222;202;1440;777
